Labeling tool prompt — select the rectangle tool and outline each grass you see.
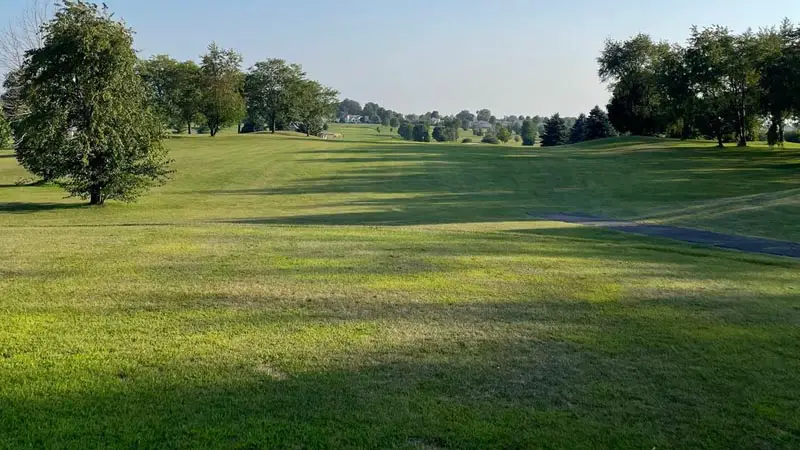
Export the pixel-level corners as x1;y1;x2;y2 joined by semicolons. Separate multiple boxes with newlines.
1;127;799;448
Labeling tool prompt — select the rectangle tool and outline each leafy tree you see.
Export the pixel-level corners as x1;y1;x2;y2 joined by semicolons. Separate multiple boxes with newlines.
569;114;588;143
245;58;304;134
389;116;399;128
139;56;203;134
456;110;475;130
513;135;521;143
489;115;497;125
476;109;492;122
172;61;203;134
432;126;447;142
362;102;380;122
15;0;171;204
432;123;458;142
510;120;522;134
599;34;670;135
199;43;245;136
586;106;616;140
496;126;511;143
398;122;412;140
412;123;430;142
337;99;361;119
520;119;537;146
541;114;568;147
295;79;338;136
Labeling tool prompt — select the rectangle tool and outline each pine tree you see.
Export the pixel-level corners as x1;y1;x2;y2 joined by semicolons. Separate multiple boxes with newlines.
569;114;588;143
586;105;616;140
541;114;568;147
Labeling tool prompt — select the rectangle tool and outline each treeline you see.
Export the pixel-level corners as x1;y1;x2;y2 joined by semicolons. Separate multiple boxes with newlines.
599;20;800;147
340;100;616;147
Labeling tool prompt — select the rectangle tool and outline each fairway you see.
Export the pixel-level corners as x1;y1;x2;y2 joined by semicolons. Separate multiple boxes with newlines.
1;127;799;448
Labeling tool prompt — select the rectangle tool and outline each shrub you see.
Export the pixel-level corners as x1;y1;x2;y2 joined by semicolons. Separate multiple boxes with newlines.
481;135;499;144
496;127;512;143
514;135;521;143
786;130;800;143
461;138;473;143
323;123;329;131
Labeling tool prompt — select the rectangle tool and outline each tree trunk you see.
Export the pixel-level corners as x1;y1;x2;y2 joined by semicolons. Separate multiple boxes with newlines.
737;93;747;147
89;187;103;205
237;123;242;134
271;117;276;134
187;122;192;135
210;126;217;137
717;133;724;148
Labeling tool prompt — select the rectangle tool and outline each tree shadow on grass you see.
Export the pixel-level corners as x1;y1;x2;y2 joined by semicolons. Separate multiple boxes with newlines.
0;202;85;213
2;294;798;449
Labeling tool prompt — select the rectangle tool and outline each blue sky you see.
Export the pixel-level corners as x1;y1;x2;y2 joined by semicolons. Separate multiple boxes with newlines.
2;0;799;116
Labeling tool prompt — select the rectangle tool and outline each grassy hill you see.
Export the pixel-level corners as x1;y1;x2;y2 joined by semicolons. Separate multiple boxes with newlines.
1;129;799;448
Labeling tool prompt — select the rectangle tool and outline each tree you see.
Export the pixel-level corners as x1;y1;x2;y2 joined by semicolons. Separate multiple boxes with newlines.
0;111;10;148
569;114;588;144
15;1;171;204
432;122;458;142
398;122;412;140
245;58;304;134
412;123;430;142
337;98;361;119
489;115;497;125
138;56;203;134
496;126;511;143
456;110;475;130
476;109;491;122
361;102;379;122
541;114;568;147
598;34;670;135
199;43;245;137
432;126;447;142
586;106;616;140
389;116;399;128
520;119;537;146
172;61;203;134
295;79;338;137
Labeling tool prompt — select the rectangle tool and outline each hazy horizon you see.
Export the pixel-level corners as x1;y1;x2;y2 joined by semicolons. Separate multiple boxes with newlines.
2;0;799;117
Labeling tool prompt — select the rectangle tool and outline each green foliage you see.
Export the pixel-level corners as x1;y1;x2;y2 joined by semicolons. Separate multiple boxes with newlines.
295;79;339;137
513;135;521;143
139;56;203;134
476;109;491;122
600;21;800;147
461;138;473;143
541;114;568;147
496;126;512;143
412;123;430;142
15;0;171;204
245;59;303;134
586;106;616;140
569;114;588;144
520;119;538;146
389;117;399;128
199;43;245;137
0;112;11;148
481;135;499;144
432;126;447;142
337;98;361;119
397;122;412;140
457;110;475;130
